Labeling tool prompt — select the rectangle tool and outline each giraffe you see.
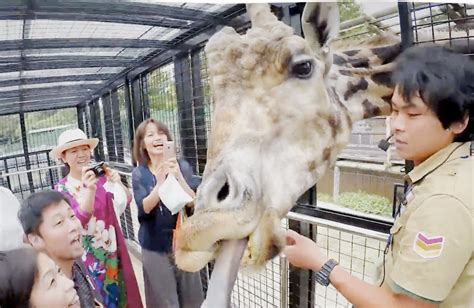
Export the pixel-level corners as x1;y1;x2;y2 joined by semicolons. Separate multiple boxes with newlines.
173;3;462;306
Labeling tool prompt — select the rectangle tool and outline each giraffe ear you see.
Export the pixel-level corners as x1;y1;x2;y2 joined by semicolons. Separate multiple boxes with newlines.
302;3;340;74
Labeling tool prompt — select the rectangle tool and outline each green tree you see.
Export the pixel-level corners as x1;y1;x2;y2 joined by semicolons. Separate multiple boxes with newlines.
146;65;177;112
337;0;382;42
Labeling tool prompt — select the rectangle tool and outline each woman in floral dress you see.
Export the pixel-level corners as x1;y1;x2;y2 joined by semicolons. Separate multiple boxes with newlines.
51;128;142;308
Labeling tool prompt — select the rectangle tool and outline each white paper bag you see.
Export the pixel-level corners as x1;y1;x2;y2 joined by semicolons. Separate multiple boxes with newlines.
158;174;193;215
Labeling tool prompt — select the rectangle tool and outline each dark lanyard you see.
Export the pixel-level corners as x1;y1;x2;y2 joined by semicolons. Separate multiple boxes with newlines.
383;185;413;255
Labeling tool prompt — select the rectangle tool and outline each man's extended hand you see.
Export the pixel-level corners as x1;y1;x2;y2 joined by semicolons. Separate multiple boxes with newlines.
282;229;328;271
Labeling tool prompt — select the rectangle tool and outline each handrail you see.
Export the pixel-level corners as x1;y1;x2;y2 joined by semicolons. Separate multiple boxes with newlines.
287;211;388;241
0;164;60;178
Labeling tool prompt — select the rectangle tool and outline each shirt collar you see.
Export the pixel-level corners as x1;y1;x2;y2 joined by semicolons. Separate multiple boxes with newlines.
407;142;471;184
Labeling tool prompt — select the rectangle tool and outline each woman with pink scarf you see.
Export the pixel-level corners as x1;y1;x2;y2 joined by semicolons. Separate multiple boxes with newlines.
51;128;142;308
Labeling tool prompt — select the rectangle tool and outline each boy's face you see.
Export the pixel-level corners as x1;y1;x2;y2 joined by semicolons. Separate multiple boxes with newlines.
32;200;83;262
390;85;458;165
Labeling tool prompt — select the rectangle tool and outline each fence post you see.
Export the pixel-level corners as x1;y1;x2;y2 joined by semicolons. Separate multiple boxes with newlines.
102;92;116;161
141;74;151;121
279;4;318;306
280;256;289;308
124;79;136;160
19;111;34;193
397;2;415;178
398;2;414;50
111;89;125;163
90;99;105;161
190;49;208;174
77;106;85;133
174;53;198;169
131;77;144;130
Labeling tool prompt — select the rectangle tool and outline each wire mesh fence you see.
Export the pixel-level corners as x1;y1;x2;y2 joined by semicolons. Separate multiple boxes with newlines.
115;171;388;308
0;108;76;198
409;3;473;57
117;85;133;164
146;63;181;144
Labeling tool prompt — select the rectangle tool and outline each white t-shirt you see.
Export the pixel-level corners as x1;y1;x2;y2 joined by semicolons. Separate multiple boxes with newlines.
0;187;27;250
65;175;128;219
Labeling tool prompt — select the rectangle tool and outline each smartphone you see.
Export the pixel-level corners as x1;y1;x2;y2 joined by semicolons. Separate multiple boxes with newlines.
163;141;176;160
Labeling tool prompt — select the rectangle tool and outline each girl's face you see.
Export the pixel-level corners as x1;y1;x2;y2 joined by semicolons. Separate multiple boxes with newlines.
143;123;169;158
29;253;80;308
61;145;91;172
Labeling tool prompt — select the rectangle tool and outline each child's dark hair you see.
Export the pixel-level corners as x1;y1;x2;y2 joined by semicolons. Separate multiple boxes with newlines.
18;190;71;236
0;248;38;308
391;45;474;142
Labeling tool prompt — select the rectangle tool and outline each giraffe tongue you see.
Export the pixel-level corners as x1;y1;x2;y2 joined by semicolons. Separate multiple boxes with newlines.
201;239;248;307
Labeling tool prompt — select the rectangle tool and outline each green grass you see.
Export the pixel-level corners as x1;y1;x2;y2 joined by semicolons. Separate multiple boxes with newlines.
317;191;392;217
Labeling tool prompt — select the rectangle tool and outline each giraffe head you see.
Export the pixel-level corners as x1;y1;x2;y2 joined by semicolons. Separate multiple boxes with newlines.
175;3;397;276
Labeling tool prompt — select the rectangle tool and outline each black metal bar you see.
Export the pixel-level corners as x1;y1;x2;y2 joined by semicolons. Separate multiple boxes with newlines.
0;38;181;51
29;11;193;28
174;52;197;168
90;100;105;161
398;2;414;50
0;148;52;160
290;185;317;307
0;60;131;73
102;92;116;161
0;93;87;104
291;204;393;234
397;2;415;186
124;79;136;164
19;112;34;193
190;50;207;174
46;151;55;189
32;1;223;23
77;106;85;132
111;89;124;163
3;157;12;191
140;75;150;120
0;85;101;99
0;101;80;116
131;77;144;130
0;74;115;88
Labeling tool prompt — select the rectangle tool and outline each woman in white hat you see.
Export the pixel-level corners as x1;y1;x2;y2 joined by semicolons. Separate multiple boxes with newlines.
51;128;143;308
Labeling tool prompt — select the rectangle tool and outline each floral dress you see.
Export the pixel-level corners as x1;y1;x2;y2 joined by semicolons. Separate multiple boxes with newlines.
56;175;142;308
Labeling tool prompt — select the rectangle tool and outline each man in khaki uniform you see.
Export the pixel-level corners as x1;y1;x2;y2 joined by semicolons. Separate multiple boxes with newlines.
283;46;473;307
383;141;473;307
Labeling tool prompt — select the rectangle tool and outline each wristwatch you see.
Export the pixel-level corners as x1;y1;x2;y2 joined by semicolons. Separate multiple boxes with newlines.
314;259;338;286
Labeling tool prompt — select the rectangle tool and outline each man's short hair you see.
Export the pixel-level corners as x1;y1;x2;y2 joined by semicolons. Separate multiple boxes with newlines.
18;190;71;236
392;45;474;141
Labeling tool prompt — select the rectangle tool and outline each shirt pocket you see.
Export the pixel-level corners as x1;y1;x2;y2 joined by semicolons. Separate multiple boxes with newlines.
389;218;405;254
390;218;403;235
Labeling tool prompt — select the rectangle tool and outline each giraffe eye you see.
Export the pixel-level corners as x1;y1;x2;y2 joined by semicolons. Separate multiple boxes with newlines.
291;60;313;79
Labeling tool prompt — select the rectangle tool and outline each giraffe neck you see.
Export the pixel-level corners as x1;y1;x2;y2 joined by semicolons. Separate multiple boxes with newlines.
328;41;401;122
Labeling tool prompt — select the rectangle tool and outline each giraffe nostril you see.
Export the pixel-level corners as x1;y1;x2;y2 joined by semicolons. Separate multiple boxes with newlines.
217;182;230;201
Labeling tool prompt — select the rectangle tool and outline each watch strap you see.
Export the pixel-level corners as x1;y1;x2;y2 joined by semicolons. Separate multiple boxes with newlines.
314;259;338;286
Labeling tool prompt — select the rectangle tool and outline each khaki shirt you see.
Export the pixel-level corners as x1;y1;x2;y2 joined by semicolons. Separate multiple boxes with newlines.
381;142;473;307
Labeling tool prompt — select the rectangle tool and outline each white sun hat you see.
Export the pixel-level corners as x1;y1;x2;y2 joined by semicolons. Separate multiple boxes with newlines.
50;128;99;160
